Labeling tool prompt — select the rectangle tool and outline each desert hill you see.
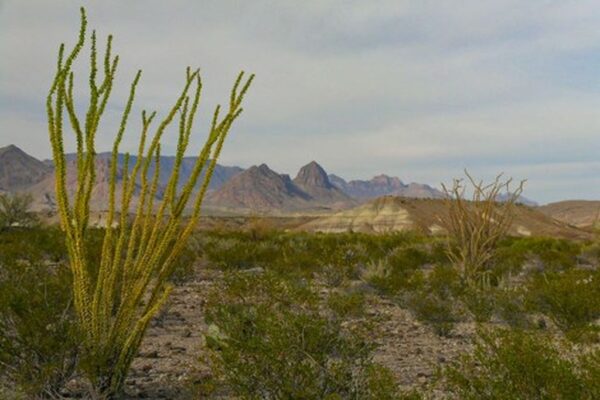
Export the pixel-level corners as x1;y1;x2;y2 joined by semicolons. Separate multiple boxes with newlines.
298;196;589;239
0;145;51;192
538;200;600;229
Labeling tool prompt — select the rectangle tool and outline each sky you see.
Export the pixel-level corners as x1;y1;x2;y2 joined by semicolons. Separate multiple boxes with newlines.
2;0;600;204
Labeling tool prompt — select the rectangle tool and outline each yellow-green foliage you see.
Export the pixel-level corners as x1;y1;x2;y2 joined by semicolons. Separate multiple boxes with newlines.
46;8;253;396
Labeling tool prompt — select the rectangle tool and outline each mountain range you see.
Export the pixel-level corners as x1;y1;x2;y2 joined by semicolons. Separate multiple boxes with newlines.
0;144;525;213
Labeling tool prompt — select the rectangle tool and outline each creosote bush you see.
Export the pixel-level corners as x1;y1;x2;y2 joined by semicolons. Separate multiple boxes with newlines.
526;268;600;341
443;328;600;399
0;192;38;231
46;8;252;397
0;229;80;398
204;271;409;399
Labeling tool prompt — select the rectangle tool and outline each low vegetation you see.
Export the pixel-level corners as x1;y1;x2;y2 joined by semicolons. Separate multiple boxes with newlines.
443;328;600;399
1;223;599;397
203;271;408;399
0;192;37;231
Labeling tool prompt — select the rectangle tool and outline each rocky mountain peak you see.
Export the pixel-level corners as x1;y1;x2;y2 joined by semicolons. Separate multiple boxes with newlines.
294;161;333;189
0;144;51;191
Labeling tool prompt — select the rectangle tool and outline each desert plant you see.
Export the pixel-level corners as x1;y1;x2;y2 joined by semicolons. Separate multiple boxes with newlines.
441;171;524;286
204;272;404;399
405;265;463;336
327;290;367;318
0;192;37;231
526;269;600;341
0;240;80;398
442;328;599;399
46;8;253;396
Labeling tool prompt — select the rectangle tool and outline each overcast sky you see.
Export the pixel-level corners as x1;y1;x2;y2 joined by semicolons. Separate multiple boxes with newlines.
2;1;600;203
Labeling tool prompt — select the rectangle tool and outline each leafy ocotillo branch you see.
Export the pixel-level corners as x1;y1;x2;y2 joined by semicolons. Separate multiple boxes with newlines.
46;7;253;396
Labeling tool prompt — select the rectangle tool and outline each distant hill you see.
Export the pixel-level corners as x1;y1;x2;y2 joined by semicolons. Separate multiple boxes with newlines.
329;173;444;200
298;196;589;240
26;157;143;211
206;162;355;212
0;145;51;192
293;162;353;206
538;200;600;228
496;192;538;207
5;145;546;217
206;164;312;211
64;152;243;192
0;145;243;211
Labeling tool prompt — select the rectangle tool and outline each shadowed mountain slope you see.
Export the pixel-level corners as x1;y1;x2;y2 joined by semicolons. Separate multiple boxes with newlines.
293;161;354;206
206;164;312;211
0;145;52;191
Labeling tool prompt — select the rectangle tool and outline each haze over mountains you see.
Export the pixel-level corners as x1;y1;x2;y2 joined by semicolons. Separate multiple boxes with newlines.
0;145;445;213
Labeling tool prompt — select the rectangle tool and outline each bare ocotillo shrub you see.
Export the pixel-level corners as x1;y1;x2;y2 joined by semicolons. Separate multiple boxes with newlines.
46;8;253;397
441;170;524;286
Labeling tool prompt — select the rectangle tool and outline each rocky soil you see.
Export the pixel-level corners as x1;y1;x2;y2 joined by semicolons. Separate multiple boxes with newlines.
117;267;475;399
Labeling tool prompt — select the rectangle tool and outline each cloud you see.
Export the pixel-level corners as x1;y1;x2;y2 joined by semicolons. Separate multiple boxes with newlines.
1;0;600;203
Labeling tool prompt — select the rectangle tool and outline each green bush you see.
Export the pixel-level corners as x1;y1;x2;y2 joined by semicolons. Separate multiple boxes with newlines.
204;271;405;399
0;232;80;397
526;269;600;341
443;328;599;399
406;292;461;337
327;290;367;319
493;288;532;328
494;237;582;276
405;265;464;336
0;193;38;231
461;286;495;323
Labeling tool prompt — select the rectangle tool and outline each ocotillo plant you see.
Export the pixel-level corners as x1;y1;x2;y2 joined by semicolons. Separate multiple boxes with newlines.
46;8;253;396
441;171;524;287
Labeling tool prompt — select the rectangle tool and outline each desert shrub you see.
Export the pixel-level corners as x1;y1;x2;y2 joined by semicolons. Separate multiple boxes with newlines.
201;235;281;270
461;286;496;323
443;328;599;399
0;239;80;397
405;265;464;336
493;288;532;328
579;241;600;266
204;272;405;399
364;244;441;295
441;172;524;286
406;292;461;337
526;269;600;341
580;349;600;398
327;290;366;319
427;264;463;300
168;236;201;284
0;193;38;231
494;237;581;275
